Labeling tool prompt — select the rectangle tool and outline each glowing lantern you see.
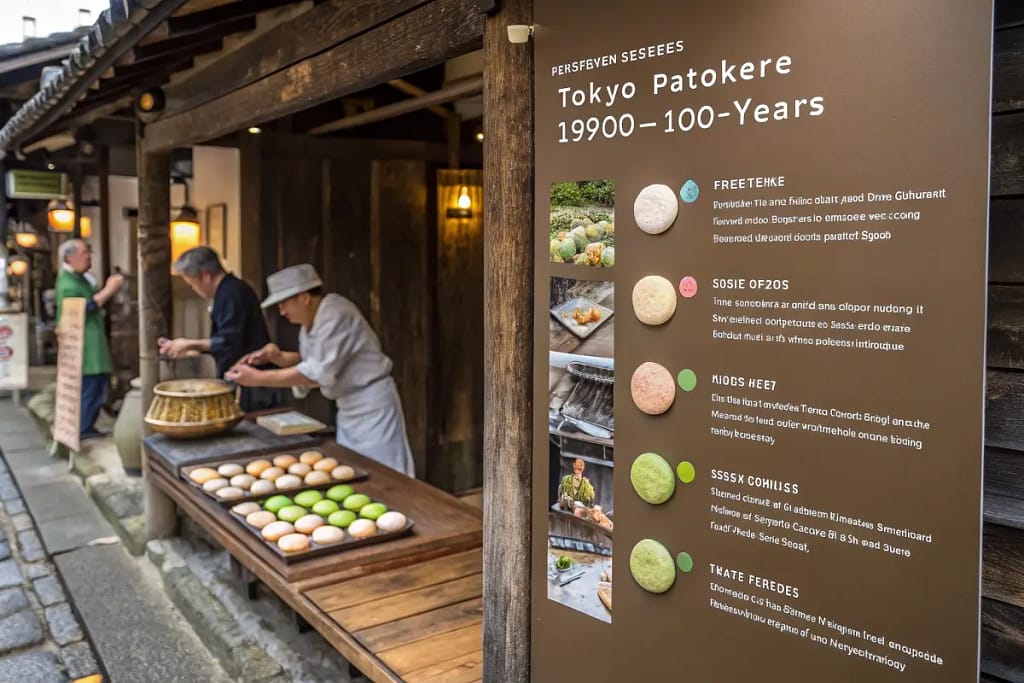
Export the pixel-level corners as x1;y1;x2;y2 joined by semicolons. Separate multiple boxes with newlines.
47;199;75;232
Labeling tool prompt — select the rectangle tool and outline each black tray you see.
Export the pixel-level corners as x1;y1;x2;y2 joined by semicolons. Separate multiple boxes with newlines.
229;493;414;563
181;450;368;505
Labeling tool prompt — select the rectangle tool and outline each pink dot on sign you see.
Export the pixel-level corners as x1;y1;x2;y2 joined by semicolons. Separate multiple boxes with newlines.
679;276;698;298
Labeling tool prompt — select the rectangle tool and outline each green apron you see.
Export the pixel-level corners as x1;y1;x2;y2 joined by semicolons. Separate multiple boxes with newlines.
55;270;113;376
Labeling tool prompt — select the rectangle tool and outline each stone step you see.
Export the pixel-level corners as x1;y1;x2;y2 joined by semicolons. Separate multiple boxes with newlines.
54;543;233;683
148;537;367;683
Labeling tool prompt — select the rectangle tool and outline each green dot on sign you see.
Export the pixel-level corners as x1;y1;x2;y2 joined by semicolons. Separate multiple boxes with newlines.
677;552;694;573
677;461;695;484
677;369;697;392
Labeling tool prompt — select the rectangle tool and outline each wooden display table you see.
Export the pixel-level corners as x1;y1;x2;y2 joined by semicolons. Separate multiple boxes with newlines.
146;439;483;682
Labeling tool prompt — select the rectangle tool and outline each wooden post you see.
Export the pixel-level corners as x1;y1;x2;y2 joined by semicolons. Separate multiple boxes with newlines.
482;0;533;681
98;145;111;281
71;157;83;239
137;139;176;539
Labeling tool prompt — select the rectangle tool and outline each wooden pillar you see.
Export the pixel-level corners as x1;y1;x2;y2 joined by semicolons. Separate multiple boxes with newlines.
137;140;176;539
482;0;533;681
71;157;83;239
98;145;111;281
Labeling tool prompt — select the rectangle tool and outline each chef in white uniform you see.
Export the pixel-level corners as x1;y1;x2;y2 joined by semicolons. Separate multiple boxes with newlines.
226;264;415;476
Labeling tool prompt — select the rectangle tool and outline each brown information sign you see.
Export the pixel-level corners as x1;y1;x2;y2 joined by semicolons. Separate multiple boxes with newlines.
532;2;992;680
54;297;85;453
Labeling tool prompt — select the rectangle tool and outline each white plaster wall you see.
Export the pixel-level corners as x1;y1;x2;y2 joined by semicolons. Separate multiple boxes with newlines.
191;146;241;275
107;175;138;275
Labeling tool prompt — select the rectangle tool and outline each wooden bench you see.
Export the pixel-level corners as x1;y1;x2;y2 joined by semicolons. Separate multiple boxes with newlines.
147;441;483;682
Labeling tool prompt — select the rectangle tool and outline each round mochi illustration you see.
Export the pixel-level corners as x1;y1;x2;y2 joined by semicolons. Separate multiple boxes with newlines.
633;184;678;235
630;362;676;415
632;275;677;325
630;452;676;504
630;539;676;593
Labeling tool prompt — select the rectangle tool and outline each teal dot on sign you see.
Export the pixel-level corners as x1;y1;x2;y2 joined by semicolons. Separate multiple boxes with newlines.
680;179;700;204
677;461;695;484
677;552;694;573
677;369;697;392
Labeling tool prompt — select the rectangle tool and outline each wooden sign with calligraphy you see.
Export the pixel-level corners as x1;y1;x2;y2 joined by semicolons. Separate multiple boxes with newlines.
54;297;85;452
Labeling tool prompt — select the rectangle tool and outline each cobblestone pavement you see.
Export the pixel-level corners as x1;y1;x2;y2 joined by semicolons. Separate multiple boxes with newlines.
0;455;100;682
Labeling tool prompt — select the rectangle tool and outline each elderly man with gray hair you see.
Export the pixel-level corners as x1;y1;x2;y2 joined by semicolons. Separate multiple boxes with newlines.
55;238;124;439
158;247;282;412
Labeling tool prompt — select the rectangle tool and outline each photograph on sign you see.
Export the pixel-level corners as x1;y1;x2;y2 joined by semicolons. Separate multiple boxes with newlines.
549;180;615;267
548;276;614;622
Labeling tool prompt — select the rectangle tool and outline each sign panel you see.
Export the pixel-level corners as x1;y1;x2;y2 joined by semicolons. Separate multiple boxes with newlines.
0;313;28;391
54;298;85;452
532;2;992;681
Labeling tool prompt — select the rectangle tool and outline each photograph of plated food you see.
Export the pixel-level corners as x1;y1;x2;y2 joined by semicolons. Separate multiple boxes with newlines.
550;277;613;354
229;483;412;561
183;450;366;503
547;276;614;623
549;180;615;267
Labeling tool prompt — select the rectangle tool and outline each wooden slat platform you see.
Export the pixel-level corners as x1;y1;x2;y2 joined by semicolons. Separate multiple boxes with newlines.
307;550;483;682
147;438;483;682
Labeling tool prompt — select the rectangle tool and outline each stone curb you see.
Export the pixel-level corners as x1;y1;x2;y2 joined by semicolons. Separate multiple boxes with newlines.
147;540;284;683
85;475;146;557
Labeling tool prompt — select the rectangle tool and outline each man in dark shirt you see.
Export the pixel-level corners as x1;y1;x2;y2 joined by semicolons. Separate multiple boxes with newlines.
158;247;282;411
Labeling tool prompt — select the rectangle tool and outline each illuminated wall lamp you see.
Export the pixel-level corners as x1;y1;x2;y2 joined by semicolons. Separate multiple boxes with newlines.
446;185;474;219
170;206;201;267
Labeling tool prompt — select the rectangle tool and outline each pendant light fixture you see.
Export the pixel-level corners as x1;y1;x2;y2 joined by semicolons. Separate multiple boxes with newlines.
7;255;28;277
12;223;39;249
47;198;75;232
170;178;201;267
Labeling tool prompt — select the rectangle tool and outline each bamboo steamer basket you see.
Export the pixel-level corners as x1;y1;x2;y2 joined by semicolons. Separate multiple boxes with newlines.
144;379;243;439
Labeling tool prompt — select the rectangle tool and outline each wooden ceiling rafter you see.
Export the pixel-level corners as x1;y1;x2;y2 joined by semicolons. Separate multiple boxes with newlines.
387;79;452;119
168;0;307;33
311;75;483;134
158;0;432;119
145;0;484;150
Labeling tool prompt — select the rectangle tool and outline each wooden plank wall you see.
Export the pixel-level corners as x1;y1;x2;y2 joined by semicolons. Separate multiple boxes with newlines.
983;3;1024;681
434;170;485;493
370;159;434;479
240;133;484;488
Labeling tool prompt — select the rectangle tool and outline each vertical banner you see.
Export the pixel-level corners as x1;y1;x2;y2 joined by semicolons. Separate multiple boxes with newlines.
0;313;28;390
532;1;993;681
54;297;86;452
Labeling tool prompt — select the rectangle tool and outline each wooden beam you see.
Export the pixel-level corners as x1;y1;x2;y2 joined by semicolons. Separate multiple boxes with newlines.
161;0;431;118
170;0;300;31
482;0;532;681
132;15;253;61
309;76;482;135
388;79;452;119
146;0;483;150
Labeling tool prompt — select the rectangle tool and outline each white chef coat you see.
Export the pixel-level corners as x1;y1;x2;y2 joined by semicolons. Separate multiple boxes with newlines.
295;294;415;476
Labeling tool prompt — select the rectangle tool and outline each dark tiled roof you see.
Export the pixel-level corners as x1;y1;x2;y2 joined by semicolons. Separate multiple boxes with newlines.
0;29;91;62
0;0;177;153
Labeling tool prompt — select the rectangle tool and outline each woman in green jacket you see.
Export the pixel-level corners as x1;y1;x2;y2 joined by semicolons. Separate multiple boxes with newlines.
55;239;124;439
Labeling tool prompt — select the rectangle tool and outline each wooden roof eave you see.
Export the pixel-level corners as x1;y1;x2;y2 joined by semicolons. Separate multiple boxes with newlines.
0;0;191;155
